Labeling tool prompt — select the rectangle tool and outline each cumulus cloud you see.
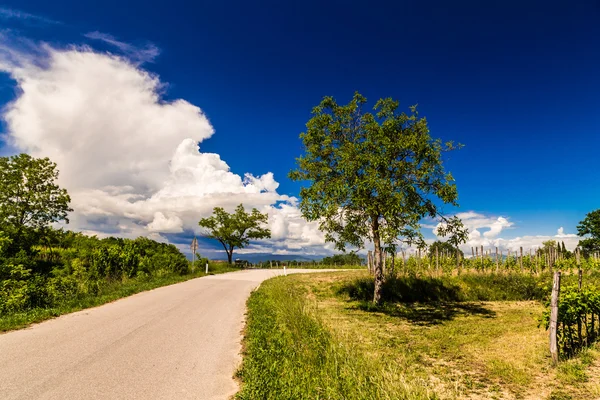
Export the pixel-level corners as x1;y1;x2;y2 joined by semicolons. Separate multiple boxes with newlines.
0;38;329;256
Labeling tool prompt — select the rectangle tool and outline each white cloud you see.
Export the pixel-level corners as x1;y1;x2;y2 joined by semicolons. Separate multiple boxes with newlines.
0;39;332;256
432;211;580;256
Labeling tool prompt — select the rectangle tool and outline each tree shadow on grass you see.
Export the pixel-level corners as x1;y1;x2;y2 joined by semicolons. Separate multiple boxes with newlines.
352;301;496;326
338;275;496;325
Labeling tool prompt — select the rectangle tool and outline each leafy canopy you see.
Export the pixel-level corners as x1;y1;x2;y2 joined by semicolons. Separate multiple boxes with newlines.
577;209;600;255
198;204;271;263
289;92;460;252
0;154;72;230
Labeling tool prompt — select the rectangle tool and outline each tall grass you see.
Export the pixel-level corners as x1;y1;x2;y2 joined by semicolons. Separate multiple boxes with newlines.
0;262;238;332
236;276;436;400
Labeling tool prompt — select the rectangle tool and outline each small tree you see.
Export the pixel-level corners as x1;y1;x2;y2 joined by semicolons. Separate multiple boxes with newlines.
577;209;600;256
198;204;271;264
290;92;461;303
0;154;72;252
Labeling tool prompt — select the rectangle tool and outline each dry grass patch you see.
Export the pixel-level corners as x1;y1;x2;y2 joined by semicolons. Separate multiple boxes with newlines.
288;271;600;399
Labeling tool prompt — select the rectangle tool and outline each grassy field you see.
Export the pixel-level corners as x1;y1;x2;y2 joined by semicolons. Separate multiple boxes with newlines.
237;270;600;400
0;262;238;332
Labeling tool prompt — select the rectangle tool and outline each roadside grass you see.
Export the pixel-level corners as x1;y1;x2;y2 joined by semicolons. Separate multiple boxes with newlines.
0;262;238;332
237;270;600;399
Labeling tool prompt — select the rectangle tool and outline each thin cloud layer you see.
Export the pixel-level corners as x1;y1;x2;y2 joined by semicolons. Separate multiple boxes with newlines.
84;31;160;63
0;7;60;25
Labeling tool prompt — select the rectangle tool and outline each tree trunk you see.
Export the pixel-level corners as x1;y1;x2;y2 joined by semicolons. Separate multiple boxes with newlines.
372;218;384;304
227;249;233;264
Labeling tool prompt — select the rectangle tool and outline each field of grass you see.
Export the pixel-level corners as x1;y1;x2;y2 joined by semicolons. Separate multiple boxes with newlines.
0;262;238;332
237;270;600;400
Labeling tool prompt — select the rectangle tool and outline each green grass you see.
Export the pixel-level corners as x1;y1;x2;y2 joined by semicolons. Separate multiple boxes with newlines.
0;262;238;332
236;275;436;400
238;270;600;399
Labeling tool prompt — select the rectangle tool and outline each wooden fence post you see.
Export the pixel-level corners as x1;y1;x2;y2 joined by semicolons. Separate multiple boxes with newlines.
577;249;582;290
550;271;561;365
495;247;499;272
402;250;406;272
520;247;523;272
456;248;460;272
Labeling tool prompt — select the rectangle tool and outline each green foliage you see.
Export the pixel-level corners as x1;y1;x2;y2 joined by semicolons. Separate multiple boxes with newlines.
542;285;600;357
577;209;600;256
0;227;190;318
0;154;72;253
290;92;461;303
290;92;460;251
199;204;271;264
321;253;362;266
340;273;547;303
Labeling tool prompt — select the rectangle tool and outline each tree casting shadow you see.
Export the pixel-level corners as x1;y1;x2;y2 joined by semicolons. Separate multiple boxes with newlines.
353;301;496;326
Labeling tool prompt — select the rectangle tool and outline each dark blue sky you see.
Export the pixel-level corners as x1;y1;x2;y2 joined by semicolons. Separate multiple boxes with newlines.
1;0;599;238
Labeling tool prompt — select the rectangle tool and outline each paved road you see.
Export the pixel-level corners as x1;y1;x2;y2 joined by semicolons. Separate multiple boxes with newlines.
0;269;334;400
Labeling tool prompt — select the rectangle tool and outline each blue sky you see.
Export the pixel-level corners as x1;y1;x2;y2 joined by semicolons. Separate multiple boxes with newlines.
0;0;598;258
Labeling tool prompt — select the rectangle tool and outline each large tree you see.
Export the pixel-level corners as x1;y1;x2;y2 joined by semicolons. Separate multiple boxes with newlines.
290;92;460;303
198;204;271;264
0;154;72;251
577;209;600;256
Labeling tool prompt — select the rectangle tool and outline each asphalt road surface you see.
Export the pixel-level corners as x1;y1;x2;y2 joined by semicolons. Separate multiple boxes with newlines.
0;269;335;400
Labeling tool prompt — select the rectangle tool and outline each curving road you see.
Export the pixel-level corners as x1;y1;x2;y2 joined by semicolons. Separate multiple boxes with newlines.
0;269;330;400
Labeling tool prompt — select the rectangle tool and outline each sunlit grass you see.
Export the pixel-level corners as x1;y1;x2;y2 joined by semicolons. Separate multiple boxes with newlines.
238;270;600;399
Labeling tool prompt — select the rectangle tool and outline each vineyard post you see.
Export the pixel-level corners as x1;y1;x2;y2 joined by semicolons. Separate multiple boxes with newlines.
368;250;372;274
480;245;484;270
471;246;475;262
577;249;582;290
382;249;386;275
402;250;406;273
549;271;561;365
529;248;532;272
520;247;523;272
495;247;499;272
436;246;439;273
456;247;460;272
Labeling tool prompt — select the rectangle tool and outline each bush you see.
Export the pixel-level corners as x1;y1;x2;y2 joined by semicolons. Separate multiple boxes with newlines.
339;273;548;303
